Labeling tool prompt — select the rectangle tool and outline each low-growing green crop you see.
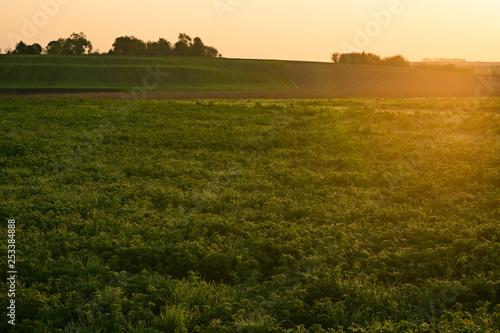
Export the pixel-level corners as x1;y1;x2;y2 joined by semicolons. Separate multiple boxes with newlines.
0;97;499;332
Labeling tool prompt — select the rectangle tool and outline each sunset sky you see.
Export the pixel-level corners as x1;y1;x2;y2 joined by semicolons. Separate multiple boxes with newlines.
1;0;499;62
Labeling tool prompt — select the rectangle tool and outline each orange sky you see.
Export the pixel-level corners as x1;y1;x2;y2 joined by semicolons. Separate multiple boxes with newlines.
1;0;499;62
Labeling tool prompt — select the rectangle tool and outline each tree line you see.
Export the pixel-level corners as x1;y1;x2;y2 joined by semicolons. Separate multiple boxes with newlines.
7;32;220;57
331;51;409;67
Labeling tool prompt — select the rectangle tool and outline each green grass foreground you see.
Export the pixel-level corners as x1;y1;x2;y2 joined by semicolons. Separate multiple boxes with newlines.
1;98;500;332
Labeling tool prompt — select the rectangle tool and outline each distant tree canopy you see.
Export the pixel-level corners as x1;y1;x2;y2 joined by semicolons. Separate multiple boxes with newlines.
13;41;42;55
146;38;171;56
110;33;219;57
172;33;192;56
46;32;93;55
381;55;410;67
189;37;207;56
206;46;219;58
412;63;471;73
111;36;147;55
331;52;409;67
9;32;219;57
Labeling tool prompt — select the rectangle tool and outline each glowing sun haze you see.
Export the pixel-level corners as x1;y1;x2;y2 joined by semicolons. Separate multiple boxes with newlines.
1;0;499;62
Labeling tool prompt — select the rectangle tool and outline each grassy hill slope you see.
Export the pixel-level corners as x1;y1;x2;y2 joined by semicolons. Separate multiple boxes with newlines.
0;55;495;97
0;55;297;91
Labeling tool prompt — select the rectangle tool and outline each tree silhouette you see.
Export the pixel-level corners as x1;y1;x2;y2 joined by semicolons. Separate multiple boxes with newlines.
146;38;172;56
381;55;409;67
11;32;220;57
46;39;65;55
14;41;27;54
332;52;409;67
112;36;147;55
45;33;92;55
14;41;42;55
173;33;192;56
67;32;93;55
189;37;206;56
338;52;381;65
206;46;219;57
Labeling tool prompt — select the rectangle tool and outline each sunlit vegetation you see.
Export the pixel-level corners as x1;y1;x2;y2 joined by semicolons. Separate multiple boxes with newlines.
1;97;499;331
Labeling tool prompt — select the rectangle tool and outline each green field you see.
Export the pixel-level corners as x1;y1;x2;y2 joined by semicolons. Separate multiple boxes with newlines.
0;55;484;98
0;56;296;91
1;97;500;331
